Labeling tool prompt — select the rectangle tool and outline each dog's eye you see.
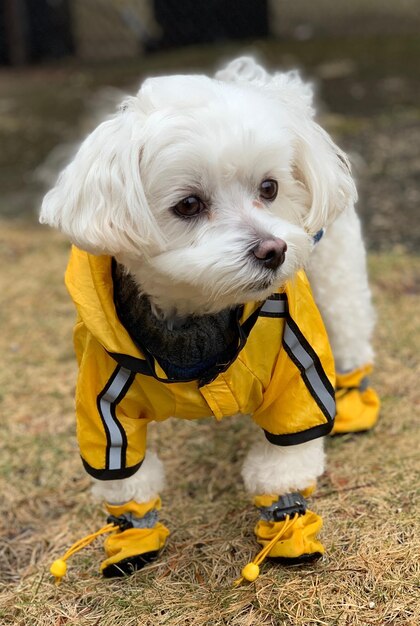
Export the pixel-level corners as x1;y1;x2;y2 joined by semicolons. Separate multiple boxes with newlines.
259;179;278;201
173;196;206;218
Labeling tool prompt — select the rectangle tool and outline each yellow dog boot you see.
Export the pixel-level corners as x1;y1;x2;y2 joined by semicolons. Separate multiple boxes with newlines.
253;493;324;564
101;497;169;578
333;364;380;434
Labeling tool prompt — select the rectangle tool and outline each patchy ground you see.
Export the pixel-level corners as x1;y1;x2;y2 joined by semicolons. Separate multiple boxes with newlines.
0;222;419;625
0;34;419;626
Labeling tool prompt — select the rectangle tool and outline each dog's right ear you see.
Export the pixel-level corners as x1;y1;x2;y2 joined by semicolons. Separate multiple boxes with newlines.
39;99;161;257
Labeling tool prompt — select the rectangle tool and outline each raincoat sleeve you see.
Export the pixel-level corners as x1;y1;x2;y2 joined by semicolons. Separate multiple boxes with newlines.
252;274;336;445
74;318;149;480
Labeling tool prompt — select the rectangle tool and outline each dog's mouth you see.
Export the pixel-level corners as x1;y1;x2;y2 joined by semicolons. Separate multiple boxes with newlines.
245;273;277;293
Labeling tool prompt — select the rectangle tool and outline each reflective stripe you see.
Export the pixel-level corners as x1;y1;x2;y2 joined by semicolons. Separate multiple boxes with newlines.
283;320;335;421
260;291;335;425
260;298;287;316
98;366;134;471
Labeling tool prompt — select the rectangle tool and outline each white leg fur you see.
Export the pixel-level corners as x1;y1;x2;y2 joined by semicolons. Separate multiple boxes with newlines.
307;204;375;372
91;451;165;505
241;436;325;496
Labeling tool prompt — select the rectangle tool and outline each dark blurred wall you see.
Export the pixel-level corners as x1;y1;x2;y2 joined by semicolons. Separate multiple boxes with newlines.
0;0;73;65
0;1;7;63
152;0;268;50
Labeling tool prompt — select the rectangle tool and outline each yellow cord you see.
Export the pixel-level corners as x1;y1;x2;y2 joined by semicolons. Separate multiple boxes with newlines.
52;513;300;586
50;522;117;585
234;514;297;587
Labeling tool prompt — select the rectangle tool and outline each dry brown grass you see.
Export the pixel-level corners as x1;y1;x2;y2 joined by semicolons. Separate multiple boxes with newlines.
0;219;419;626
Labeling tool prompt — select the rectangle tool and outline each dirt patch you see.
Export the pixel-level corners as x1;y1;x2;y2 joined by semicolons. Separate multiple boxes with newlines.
336;111;420;252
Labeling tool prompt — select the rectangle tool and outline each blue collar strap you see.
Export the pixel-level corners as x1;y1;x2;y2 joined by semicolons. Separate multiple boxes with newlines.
313;229;324;244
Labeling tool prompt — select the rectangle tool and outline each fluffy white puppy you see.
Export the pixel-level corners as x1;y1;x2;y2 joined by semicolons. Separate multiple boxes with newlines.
41;57;376;576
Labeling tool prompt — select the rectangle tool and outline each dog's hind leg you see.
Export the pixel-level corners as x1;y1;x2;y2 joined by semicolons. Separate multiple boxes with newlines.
306;204;380;433
241;436;326;566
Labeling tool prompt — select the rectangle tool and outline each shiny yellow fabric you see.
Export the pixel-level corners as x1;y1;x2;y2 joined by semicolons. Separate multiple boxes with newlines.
333;364;380;434
254;494;281;508
65;247;335;474
253;485;316;509
106;497;162;518
101;499;169;573
300;483;317;498
101;526;169;572
254;510;324;559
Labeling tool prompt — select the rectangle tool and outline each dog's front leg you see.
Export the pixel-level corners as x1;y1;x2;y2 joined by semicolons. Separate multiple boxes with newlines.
73;337;170;578
241;435;325;562
91;451;169;577
307;204;380;433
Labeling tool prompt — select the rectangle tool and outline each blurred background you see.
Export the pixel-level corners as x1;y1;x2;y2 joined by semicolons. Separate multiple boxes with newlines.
0;0;419;252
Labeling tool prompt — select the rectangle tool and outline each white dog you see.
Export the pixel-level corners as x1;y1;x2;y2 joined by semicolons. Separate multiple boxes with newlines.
41;57;379;581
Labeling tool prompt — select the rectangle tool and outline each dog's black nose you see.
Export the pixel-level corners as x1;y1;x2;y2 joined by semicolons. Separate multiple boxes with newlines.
252;238;287;270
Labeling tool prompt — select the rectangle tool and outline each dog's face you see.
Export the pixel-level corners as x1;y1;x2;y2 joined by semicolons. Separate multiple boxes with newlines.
40;57;356;317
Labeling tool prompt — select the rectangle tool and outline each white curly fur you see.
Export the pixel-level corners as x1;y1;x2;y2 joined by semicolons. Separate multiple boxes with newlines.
307;204;375;371
241;436;325;496
41;57;374;501
91;451;165;504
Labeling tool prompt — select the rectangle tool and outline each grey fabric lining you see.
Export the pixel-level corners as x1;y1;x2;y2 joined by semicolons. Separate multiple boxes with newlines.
122;510;159;529
359;376;370;392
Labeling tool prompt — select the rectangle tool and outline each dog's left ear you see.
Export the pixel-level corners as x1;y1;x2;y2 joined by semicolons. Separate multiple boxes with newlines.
217;57;357;232
290;118;357;233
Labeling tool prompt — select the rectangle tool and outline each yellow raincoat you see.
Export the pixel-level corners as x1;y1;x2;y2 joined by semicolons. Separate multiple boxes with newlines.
65;247;336;480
